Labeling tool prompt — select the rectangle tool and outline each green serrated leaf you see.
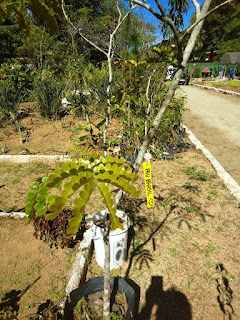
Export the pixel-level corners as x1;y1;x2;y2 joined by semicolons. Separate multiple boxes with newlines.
27;192;37;200
61;171;69;179
36;195;47;203
105;163;111;170
106;155;113;163
48;196;67;213
42;177;49;183
79;189;88;200
70;162;79;169
133;190;142;197
69;168;78;175
79;176;87;186
91;151;99;160
62;182;74;197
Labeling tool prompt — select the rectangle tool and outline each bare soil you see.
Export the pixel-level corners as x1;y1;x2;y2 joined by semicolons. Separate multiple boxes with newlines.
0;112;239;319
0;217;73;319
87;148;240;320
0;112;119;156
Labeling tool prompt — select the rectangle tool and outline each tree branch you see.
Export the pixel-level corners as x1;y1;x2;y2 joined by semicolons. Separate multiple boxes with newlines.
61;0;108;56
131;0;212;174
129;0;183;65
191;0;201;18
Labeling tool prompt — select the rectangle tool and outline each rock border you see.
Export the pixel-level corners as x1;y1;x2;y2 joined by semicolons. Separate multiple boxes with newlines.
183;124;240;202
191;83;240;97
0;212;26;218
0;155;71;163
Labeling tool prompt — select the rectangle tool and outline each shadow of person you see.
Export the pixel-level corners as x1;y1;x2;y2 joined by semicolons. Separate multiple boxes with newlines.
0;289;21;313
138;276;192;320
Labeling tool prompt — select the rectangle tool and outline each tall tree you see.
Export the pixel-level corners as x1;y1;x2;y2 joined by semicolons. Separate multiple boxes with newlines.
113;0;234;199
192;0;240;57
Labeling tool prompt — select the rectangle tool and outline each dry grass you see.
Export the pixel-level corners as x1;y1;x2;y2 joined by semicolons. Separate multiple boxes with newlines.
0;137;239;319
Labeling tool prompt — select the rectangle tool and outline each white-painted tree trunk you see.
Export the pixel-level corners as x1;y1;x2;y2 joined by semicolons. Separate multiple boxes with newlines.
114;0;213;206
129;0;212;174
103;225;111;320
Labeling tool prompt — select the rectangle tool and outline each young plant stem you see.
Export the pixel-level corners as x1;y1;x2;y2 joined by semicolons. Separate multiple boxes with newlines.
103;223;111;320
145;70;155;137
9;111;22;144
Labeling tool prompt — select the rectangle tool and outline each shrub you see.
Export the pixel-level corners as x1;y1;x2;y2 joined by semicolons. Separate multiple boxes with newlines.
157;95;185;146
192;64;202;78
0;60;34;101
33;77;63;119
0;79;24;143
67;91;88;117
0;79;21;120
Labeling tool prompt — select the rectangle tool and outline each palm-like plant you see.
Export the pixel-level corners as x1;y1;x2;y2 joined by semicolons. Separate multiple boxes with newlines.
26;152;141;319
26;152;141;234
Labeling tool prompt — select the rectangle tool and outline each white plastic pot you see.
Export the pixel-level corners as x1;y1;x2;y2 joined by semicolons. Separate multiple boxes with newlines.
91;210;130;270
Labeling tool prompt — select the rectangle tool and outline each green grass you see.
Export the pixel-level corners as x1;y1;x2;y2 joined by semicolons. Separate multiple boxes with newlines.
210;80;240;87
183;165;209;181
207;186;218;200
169;247;179;256
0;162;55;211
185;205;198;213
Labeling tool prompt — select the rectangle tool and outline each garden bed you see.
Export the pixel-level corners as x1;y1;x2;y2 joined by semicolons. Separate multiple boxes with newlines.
0;217;74;319
1;146;239;319
86;149;240;320
203;80;240;94
192;80;240;94
0;113;119;156
0;162;55;212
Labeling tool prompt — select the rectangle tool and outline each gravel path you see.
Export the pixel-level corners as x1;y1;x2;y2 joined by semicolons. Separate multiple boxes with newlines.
182;85;240;185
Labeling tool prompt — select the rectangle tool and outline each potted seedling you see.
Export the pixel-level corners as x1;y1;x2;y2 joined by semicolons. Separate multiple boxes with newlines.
25;152;141;320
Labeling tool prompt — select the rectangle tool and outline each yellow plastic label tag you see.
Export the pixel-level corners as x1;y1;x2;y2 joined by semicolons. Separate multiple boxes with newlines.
143;161;155;208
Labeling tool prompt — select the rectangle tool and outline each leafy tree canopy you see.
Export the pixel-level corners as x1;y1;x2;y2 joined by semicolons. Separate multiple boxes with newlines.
0;0;62;38
192;0;240;57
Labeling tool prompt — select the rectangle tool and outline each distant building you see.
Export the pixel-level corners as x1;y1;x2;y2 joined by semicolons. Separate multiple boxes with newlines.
220;52;240;65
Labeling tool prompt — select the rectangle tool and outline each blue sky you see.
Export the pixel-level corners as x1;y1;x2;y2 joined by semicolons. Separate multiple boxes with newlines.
125;0;205;43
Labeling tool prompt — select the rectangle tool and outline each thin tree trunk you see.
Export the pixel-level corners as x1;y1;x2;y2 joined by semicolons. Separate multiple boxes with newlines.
103;3;137;156
9;111;22;145
131;0;212;173
103;225;111;320
39;26;45;71
104;41;113;157
145;71;155;137
114;0;213;207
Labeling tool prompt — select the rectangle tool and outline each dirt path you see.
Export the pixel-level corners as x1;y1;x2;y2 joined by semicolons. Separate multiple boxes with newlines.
182;86;240;185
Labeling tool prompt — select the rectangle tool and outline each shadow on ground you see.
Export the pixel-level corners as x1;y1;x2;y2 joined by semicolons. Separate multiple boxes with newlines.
215;263;234;320
138;276;192;320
